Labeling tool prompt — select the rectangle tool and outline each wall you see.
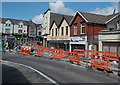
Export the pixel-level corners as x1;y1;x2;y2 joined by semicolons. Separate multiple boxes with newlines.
70;14;106;36
43;10;51;35
3;20;13;34
28;26;36;37
99;34;120;51
47;19;70;41
106;15;120;30
13;23;27;34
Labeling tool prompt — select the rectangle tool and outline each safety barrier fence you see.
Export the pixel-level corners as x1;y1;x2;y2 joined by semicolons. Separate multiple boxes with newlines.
19;47;31;55
19;43;120;72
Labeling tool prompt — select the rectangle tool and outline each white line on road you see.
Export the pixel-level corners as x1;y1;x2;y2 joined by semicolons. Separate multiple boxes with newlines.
1;60;58;84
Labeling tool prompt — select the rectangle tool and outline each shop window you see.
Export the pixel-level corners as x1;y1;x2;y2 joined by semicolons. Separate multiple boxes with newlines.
118;46;120;56
103;45;109;52
110;46;117;52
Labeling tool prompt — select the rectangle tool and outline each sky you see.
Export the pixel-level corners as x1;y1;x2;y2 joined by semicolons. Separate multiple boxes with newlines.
1;1;119;24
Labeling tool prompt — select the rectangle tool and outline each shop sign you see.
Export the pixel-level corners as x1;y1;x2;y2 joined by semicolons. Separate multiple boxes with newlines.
70;36;85;42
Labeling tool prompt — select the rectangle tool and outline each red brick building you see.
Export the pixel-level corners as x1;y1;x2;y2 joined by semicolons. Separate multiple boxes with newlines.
69;11;116;51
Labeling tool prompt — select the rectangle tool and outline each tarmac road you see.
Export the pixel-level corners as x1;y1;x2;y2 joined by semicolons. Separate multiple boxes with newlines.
2;53;120;84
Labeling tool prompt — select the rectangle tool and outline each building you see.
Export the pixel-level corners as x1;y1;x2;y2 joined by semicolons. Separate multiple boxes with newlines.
69;11;117;51
47;13;73;51
0;18;38;45
42;9;51;47
36;24;43;45
99;13;120;54
42;9;73;49
27;20;38;43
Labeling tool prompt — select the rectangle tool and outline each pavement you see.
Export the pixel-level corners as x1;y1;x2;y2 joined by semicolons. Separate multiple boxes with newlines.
2;52;120;84
1;60;55;84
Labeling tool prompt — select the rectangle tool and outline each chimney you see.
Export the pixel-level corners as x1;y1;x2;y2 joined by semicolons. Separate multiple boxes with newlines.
113;9;116;14
29;19;32;22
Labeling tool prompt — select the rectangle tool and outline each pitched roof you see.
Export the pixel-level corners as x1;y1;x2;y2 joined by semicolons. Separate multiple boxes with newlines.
0;18;36;26
50;13;73;28
70;11;119;25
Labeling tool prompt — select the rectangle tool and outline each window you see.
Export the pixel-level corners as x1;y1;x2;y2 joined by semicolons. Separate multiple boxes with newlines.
56;28;58;36
52;29;54;36
103;45;109;52
117;21;120;30
5;24;11;27
39;32;41;35
110;46;117;52
66;26;68;35
74;23;77;35
81;23;85;34
18;30;22;33
61;27;64;36
18;25;23;28
5;29;10;33
109;28;114;31
9;24;11;27
118;46;120;56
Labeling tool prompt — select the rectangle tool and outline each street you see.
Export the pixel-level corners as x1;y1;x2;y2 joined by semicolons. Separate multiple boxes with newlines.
2;53;119;84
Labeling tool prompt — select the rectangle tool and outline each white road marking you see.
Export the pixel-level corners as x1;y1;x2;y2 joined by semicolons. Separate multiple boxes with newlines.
1;60;58;84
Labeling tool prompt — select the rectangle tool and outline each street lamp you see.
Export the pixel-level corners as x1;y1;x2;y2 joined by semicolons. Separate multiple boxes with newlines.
64;42;67;51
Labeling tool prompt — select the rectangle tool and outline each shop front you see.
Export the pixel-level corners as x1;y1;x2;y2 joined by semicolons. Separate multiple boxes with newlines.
99;31;120;56
47;40;69;51
69;36;88;52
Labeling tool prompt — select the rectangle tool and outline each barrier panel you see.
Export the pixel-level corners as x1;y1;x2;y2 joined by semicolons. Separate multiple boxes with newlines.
28;42;36;46
104;52;119;61
36;49;44;57
19;47;31;55
22;44;119;73
52;49;67;60
90;51;110;71
67;52;80;64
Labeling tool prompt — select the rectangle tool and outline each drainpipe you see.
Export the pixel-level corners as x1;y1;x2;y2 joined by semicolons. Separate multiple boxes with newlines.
86;23;89;69
92;24;94;51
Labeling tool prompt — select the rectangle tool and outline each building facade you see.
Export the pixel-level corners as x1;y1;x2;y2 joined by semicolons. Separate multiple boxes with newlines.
46;13;73;51
99;13;120;54
0;18;38;45
69;11;116;51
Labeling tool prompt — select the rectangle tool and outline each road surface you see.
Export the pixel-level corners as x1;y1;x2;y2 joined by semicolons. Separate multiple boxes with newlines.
2;53;120;83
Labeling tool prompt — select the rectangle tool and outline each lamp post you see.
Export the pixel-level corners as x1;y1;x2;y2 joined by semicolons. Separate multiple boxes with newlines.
64;42;67;51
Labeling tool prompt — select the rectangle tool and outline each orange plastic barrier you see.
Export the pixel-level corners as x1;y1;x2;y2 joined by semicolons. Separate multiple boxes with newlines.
104;52;119;61
36;49;44;57
90;51;110;71
19;47;31;55
67;52;80;64
73;49;86;57
52;49;67;59
28;42;36;46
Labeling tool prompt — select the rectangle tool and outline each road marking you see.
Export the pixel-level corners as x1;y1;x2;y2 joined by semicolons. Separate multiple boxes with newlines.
1;60;58;84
